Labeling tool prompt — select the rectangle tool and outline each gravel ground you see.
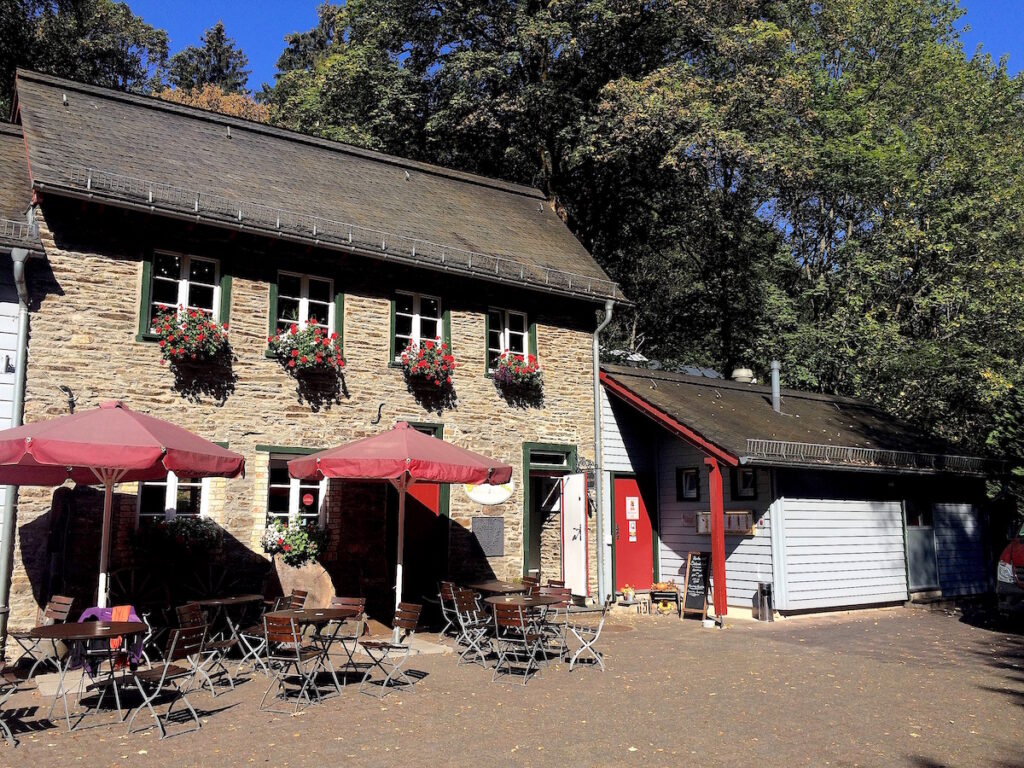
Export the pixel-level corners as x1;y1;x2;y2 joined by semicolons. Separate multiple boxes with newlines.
1;607;1021;768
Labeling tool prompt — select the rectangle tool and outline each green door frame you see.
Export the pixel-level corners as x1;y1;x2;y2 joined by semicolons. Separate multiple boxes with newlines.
609;471;660;593
521;441;577;576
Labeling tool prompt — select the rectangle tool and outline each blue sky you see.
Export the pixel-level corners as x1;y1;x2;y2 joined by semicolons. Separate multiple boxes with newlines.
126;0;1024;91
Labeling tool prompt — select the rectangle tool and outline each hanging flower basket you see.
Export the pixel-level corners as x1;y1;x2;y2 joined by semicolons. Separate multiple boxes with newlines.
152;306;230;365
401;340;455;389
133;516;223;561
268;319;345;377
493;351;543;389
261;518;328;567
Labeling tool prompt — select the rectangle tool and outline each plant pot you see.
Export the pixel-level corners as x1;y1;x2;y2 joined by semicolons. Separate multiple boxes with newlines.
272;556;334;608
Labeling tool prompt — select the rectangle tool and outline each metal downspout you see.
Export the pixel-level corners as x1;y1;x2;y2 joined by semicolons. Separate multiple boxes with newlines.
0;248;30;657
593;300;614;603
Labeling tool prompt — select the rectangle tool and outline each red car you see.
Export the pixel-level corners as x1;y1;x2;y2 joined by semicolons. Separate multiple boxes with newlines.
997;522;1024;618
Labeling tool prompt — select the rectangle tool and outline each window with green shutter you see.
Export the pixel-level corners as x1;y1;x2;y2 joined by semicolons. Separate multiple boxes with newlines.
137;251;231;341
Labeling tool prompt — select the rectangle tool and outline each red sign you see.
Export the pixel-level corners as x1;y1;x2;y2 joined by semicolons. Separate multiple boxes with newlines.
302;493;315;507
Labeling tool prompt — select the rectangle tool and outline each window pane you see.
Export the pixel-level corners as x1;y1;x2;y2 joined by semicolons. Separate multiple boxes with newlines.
153;253;181;280
508;313;527;333
488;329;503;351
297;484;320;517
139;483;168;516
267;487;290;516
278;273;301;299
277;296;300;324
307;278;331;304
394;314;413;338
269;461;291;486
151;278;179;306
508;332;526;354
189;258;216;286
421;296;440;318
175;483;202;516
395;293;414;315
308;301;330;327
421;317;440;341
189;284;215;312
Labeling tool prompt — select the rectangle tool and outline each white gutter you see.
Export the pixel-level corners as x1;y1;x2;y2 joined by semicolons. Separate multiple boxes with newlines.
0;246;31;654
592;299;614;602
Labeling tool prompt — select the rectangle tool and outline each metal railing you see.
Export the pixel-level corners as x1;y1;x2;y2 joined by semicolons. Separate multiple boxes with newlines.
0;218;36;243
60;167;625;301
744;438;991;474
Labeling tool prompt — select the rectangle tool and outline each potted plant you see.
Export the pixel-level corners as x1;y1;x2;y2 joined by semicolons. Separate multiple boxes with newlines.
621;583;636;602
401;340;455;389
493;351;542;389
134;516;223;561
152;306;230;365
261;518;329;568
268;319;345;376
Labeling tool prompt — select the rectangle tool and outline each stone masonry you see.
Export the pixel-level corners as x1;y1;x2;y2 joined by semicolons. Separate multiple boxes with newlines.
6;199;599;627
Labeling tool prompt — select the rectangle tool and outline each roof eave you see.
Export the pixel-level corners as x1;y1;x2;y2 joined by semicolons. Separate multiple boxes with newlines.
740;456;992;478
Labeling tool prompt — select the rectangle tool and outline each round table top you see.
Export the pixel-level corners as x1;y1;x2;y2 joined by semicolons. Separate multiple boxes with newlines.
193;594;265;607
29;621;148;641
265;607;358;624
468;580;528;595
484;594;563;608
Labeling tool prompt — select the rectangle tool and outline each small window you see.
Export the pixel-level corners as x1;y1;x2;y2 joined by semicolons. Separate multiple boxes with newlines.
905;500;934;528
732;467;758;500
137;472;208;524
676;468;700;501
149;251;219;328
531;451;568;468
266;455;327;526
274;272;335;332
393;291;442;360
487;309;529;371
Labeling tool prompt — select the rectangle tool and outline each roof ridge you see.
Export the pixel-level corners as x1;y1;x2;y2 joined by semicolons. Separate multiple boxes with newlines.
601;364;872;407
14;69;546;201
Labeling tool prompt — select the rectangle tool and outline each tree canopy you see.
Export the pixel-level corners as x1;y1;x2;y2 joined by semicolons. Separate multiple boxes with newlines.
166;21;250;94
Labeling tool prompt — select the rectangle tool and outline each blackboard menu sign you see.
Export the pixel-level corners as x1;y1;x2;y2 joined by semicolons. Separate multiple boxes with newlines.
682;551;709;619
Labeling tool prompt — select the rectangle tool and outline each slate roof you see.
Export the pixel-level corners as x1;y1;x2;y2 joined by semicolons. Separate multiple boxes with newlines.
602;364;989;474
13;70;623;303
0;122;40;252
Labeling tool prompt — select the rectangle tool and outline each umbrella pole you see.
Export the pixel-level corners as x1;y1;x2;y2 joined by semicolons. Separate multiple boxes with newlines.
97;480;114;609
394;477;407;643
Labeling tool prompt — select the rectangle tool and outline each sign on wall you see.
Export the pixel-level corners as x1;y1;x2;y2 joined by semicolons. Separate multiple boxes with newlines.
464;479;515;506
625;496;640;520
472;516;505;557
696;511;755;535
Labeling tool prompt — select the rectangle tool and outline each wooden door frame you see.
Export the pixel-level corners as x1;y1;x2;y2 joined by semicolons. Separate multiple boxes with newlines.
609;471;660;594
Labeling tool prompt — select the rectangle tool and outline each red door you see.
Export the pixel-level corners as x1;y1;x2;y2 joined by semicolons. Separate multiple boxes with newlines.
614;476;654;591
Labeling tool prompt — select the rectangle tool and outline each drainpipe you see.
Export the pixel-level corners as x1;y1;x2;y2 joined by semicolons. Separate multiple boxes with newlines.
593;299;614;603
0;247;31;657
770;360;781;413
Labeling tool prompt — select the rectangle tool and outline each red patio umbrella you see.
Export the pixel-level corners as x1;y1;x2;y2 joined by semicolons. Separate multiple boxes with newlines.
0;400;245;607
288;422;512;626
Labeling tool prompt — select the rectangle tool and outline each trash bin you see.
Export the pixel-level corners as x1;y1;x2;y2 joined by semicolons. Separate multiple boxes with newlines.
753;582;774;622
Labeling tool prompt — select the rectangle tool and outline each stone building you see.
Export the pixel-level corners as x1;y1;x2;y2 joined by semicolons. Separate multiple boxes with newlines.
0;70;623;627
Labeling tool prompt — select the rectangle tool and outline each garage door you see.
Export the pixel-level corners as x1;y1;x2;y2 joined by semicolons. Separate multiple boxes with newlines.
770;499;909;611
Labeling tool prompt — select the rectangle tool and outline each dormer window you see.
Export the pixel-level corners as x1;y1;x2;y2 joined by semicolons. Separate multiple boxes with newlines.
275;272;335;332
393;291;442;361
487;308;529;372
148;251;219;327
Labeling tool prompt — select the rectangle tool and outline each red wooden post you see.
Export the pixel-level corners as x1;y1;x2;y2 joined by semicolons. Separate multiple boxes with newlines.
704;457;728;618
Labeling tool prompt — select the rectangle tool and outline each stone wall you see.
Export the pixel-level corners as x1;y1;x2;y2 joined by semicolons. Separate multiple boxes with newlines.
6;200;599;627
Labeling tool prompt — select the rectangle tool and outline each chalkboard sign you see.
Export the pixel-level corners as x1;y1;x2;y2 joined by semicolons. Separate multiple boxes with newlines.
682;551;709;619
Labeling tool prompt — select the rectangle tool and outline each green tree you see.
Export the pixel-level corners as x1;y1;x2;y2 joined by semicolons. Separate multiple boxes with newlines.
166;21;250;95
0;0;168;118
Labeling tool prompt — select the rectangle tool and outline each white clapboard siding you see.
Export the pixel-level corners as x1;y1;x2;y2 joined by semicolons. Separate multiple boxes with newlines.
933;504;988;597
600;387;653;474
771;498;908;611
0;279;18;517
657;435;772;604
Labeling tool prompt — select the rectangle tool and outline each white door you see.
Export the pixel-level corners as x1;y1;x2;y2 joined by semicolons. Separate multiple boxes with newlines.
561;474;588;597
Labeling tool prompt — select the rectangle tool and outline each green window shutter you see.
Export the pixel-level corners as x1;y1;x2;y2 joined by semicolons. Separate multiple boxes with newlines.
528;320;538;358
334;292;345;355
483;310;491;376
137;257;154;341
442;308;452;349
388;297;397;364
219;274;232;325
267;280;279;338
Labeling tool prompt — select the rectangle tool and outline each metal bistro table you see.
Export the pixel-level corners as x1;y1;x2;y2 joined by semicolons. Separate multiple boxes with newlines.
468;580;529;596
265;608;358;694
29;621;147;731
193;594;265;669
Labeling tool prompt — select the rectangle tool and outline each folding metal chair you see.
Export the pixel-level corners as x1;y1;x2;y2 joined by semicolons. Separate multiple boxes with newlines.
0;665;24;747
359;603;422;698
125;624;206;739
438;581;459;638
328;596;366;685
534;585;572;660
9;595;74;677
237;589;306;675
566;600;611;672
176;603;236;696
453;588;492;667
491;603;544;685
259;615;323;714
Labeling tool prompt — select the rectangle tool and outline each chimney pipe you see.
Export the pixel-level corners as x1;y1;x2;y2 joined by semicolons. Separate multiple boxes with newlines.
770;360;781;413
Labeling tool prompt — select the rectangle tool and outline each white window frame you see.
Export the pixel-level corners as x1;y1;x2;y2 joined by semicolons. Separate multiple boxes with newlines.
266;454;328;527
487;308;529;372
136;472;210;526
393;291;443;361
150;250;221;325
275;271;335;332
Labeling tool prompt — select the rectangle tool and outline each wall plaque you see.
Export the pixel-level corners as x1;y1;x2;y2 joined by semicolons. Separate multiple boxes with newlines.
472;516;505;557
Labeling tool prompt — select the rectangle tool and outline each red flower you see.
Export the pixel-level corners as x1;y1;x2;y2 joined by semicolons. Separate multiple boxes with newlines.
158;340;166;348
282;544;292;552
291;349;299;358
287;360;295;368
290;323;299;334
300;356;308;364
315;354;323;363
222;322;229;330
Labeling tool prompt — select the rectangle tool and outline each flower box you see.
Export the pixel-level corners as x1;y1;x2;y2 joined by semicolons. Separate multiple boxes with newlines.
152;306;230;364
268;319;345;376
493;351;542;389
401;340;455;388
262;519;328;567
